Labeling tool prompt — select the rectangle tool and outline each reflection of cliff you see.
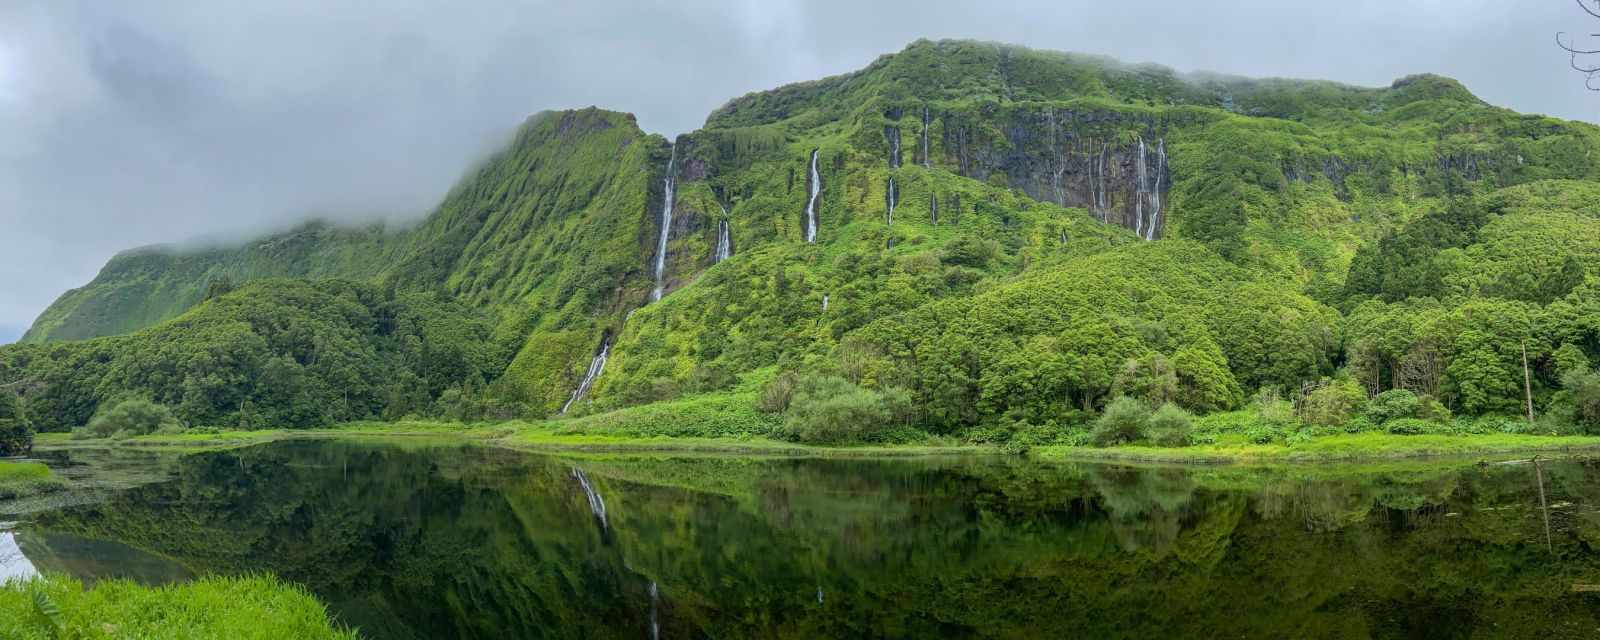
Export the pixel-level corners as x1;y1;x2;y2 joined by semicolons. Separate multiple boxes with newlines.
22;442;1600;639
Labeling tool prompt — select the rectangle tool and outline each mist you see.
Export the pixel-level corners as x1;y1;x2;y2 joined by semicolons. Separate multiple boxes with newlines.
2;0;1595;343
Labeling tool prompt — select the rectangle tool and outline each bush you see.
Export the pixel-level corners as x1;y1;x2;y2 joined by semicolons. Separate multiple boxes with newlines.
0;393;32;456
780;375;892;444
1298;378;1367;427
1365;389;1420;424
86;398;180;438
1561;369;1600;434
1092;396;1151;446
1384;418;1433;435
1145;404;1193;447
757;372;799;413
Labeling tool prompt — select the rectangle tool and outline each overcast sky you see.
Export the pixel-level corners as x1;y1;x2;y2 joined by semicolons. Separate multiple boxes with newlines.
1;0;1596;343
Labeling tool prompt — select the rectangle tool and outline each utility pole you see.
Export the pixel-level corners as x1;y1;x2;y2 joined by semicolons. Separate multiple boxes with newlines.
1522;341;1536;424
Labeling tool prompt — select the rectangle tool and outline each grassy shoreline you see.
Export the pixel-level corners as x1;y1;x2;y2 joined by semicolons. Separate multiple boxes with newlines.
0;461;65;500
31;420;1600;465
0;574;356;639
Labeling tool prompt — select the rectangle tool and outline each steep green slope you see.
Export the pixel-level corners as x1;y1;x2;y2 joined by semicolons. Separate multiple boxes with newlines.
10;39;1600;435
21;221;395;343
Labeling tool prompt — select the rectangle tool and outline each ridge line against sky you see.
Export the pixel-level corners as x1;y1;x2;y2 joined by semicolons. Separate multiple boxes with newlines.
2;0;1597;344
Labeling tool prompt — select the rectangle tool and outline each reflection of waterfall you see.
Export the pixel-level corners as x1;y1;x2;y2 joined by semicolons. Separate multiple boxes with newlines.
714;219;732;263
804;149;821;243
559;339;610;414
571;468;609;531
649;581;661;640
0;531;38;582
651;146;678;302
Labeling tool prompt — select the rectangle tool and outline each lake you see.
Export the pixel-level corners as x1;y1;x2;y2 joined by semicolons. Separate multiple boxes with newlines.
4;440;1600;638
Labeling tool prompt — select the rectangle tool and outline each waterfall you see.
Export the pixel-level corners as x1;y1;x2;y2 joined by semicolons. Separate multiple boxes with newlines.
1147;138;1166;240
649;581;661;640
1091;143;1110;222
804;149;821;242
921;107;931;168
886;177;896;225
821;293;829;312
714;218;731;263
887;126;901;168
571;467;609;530
650;146;678;302
930;192;938;225
559;338;610;414
1135;136;1146;239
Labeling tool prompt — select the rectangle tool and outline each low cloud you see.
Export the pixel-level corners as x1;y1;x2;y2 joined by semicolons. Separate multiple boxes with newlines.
1;0;1593;342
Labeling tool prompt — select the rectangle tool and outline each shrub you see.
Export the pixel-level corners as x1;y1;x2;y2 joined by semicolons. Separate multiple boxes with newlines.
780;375;891;444
757;372;799;413
0;393;32;456
1243;424;1283;444
1365;389;1421;424
1092;396;1151;446
86;398;180;438
1144;404;1193;447
1384;418;1433;435
1298;378;1367;427
1561;369;1600;434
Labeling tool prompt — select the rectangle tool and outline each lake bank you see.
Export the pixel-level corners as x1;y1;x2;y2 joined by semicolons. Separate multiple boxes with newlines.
31;421;1600;466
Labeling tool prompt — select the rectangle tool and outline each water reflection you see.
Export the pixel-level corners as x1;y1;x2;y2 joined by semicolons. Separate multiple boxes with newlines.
5;441;1600;638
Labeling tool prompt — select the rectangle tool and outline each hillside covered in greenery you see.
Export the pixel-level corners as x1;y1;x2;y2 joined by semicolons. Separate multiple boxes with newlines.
5;39;1600;448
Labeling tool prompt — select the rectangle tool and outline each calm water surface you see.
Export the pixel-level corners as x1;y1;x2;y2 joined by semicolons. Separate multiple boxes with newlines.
5;440;1600;639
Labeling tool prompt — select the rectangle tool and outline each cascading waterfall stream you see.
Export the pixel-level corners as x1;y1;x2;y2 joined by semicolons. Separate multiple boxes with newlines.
885;176;897;248
1147;138;1166;240
559;339;610;414
650;146;678;302
714;218;731;263
921;107;932;168
930;192;938;225
804;149;821;242
821;293;829;312
1135;136;1147;239
887;126;901;169
649;581;661;640
570;467;609;531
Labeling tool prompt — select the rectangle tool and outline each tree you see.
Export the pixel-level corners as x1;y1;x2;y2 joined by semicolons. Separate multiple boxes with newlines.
1558;1;1600;91
0;392;32;455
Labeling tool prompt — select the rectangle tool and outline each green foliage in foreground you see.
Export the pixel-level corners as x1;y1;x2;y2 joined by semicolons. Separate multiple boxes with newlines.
0;461;60;500
79;398;180;439
0;574;357;640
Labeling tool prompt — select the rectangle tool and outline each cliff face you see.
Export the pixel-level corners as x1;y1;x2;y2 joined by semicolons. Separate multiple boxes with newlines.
20;39;1600;417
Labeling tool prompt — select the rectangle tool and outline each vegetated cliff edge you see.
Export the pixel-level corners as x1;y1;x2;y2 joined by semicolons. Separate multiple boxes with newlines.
11;39;1600;429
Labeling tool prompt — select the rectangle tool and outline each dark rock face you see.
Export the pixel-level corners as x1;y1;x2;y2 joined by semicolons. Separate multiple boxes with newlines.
938;107;1176;239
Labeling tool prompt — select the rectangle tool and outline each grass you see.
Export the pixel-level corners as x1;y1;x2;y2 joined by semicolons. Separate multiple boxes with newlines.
0;574;356;640
1034;433;1600;464
0;462;64;500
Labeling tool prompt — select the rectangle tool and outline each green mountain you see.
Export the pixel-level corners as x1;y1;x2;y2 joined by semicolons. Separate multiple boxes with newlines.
7;39;1600;435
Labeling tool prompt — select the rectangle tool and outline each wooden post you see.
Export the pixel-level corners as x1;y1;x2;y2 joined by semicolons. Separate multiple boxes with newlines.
1522;341;1535;424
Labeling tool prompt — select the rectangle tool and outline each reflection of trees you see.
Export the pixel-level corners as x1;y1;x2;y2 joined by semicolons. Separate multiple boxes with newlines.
23;444;1600;638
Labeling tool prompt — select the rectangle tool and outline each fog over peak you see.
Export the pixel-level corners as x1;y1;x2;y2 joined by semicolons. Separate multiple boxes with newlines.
1;0;1594;344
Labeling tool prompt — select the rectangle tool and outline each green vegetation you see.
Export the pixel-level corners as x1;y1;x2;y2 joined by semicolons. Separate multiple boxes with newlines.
0;391;31;455
4;40;1600;456
0;461;61;500
0;574;356;640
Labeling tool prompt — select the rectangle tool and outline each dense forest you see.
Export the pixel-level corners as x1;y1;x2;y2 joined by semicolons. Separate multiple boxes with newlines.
4;39;1600;448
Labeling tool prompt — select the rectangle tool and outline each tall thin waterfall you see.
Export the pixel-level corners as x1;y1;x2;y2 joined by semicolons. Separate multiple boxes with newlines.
714;218;732;263
886;177;896;225
821;293;829;312
930;192;938;225
886;125;902;168
649;581;661;640
571;467;609;530
1133;136;1166;241
1091;143;1110;222
1135;137;1147;239
804;149;821;242
651;147;678;301
560;338;610;414
921;107;932;168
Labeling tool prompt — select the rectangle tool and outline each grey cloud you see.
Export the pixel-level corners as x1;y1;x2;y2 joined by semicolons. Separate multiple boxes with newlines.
1;0;1595;343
